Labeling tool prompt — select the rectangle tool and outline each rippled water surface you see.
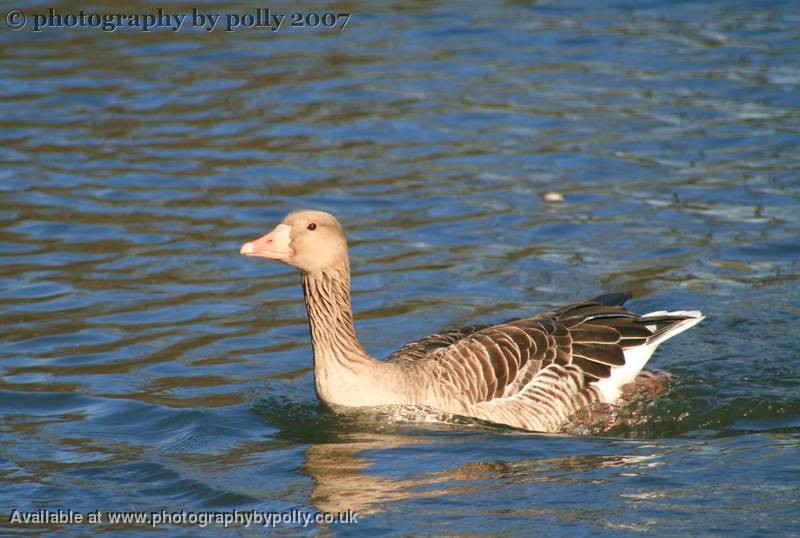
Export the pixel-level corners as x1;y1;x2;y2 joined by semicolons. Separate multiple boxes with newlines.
2;1;799;535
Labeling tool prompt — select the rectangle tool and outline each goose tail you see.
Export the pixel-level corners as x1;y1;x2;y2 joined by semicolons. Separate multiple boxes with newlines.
593;310;704;402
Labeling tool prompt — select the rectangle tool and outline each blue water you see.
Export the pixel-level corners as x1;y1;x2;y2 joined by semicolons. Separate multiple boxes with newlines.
1;1;799;535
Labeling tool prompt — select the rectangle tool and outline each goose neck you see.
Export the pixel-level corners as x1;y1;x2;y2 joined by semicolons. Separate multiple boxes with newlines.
301;269;372;367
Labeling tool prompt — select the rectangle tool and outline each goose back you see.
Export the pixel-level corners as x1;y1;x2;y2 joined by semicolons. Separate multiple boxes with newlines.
384;295;687;410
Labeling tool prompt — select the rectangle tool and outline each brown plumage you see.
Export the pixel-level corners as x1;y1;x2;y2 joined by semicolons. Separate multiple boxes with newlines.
240;210;704;433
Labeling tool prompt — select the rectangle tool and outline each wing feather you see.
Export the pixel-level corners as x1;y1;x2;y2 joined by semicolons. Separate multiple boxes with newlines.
383;296;695;408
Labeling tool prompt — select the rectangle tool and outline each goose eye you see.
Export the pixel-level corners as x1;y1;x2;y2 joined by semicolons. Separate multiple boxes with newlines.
307;222;317;231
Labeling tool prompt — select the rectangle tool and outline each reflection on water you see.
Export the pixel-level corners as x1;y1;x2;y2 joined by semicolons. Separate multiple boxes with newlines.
302;432;667;516
303;434;435;516
2;0;800;535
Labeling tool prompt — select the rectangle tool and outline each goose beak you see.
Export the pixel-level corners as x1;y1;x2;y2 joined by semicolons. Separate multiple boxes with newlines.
240;224;293;260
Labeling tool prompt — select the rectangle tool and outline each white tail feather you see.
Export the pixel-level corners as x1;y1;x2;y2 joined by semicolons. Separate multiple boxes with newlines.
593;310;704;402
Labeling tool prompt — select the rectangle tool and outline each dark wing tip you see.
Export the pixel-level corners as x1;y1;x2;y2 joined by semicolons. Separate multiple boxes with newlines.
590;292;632;306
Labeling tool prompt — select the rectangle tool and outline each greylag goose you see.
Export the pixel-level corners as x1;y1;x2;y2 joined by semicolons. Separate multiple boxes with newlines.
241;210;704;433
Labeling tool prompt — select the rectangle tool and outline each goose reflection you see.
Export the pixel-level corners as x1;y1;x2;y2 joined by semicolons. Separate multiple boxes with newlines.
300;429;667;515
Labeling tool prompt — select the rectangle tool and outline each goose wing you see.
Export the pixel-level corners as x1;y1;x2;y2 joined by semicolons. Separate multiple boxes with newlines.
385;295;654;405
384;325;488;363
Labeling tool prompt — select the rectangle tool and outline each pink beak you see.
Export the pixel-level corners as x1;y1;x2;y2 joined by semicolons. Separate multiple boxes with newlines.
240;224;293;260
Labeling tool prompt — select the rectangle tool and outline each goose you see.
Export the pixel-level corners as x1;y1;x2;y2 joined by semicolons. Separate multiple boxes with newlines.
240;210;704;433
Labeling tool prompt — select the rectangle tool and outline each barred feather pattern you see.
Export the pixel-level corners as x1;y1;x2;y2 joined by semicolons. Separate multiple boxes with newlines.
470;364;603;432
302;270;371;369
300;272;702;432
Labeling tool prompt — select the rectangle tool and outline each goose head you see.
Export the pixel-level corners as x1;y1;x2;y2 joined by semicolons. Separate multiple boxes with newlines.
240;210;349;275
